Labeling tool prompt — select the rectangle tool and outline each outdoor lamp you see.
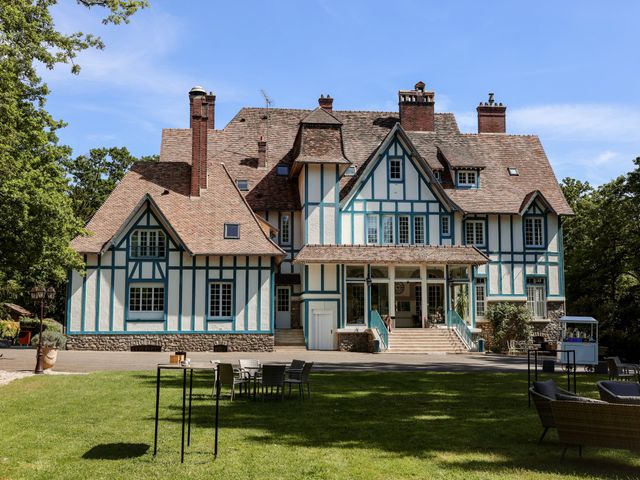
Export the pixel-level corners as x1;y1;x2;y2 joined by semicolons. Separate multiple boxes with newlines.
30;285;46;301
46;286;56;300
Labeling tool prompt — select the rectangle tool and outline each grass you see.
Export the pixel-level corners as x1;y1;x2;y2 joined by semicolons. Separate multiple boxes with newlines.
1;370;639;480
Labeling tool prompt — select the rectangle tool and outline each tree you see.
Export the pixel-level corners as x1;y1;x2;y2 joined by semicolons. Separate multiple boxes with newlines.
0;1;148;309
63;148;157;223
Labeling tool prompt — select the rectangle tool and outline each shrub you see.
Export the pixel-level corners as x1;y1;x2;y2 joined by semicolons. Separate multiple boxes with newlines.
485;302;533;352
0;320;20;339
31;330;67;349
20;317;63;332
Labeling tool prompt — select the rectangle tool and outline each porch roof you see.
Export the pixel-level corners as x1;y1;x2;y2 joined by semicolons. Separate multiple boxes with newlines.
294;245;489;265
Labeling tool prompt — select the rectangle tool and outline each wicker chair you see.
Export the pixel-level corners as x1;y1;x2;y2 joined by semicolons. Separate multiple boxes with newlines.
605;357;638;381
218;362;249;401
285;362;314;399
551;400;640;458
529;380;579;444
597;380;640;405
258;364;287;401
285;359;306;380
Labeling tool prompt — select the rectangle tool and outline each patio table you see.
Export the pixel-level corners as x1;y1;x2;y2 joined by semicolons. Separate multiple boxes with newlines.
153;362;220;463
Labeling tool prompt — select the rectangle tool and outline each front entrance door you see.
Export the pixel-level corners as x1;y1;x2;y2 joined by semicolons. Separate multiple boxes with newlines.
427;284;445;324
275;286;291;329
310;310;335;350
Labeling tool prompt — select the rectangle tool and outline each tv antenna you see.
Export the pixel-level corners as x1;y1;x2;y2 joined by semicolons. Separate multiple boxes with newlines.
260;89;272;145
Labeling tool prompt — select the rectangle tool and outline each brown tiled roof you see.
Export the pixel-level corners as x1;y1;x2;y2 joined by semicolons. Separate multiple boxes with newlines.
294;245;488;265
160;107;571;216
159;129;192;163
71;162;284;257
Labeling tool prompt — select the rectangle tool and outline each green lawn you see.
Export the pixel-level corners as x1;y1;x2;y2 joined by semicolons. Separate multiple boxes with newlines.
1;370;638;480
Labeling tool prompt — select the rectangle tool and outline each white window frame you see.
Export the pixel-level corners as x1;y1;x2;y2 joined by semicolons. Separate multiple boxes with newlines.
524;217;544;248
398;215;410;244
465;220;485;247
128;283;165;320
526;278;546;319
441;216;450;237
475;279;486;318
130;229;166;258
366;214;379;244
224;223;240;239
209;282;233;318
413;216;425;245
280;214;290;245
457;170;477;187
382;215;394;244
389;158;403;181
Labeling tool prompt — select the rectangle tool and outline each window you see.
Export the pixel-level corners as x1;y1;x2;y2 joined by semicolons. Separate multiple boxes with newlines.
130;229;166;258
276;165;289;176
399;215;410;244
209;282;232;318
475;279;486;317
465;220;485;246
413;216;425;244
236;179;249;191
346;265;365;279
276;287;290;312
129;285;164;312
457;170;477;187
508;167;519;176
395;266;420;279
441;216;450;236
389;158;402;181
370;266;388;278
525;217;544;247
280;215;290;244
527;278;546;319
434;170;442;183
382;215;394;244
224;223;240;239
345;166;356;176
366;215;379;244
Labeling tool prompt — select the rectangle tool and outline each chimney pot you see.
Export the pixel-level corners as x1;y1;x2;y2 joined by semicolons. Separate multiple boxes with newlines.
477;93;506;134
258;139;267;168
318;95;334;112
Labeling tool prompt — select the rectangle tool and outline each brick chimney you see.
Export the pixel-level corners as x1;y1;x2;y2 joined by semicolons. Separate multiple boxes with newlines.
258;138;267;168
318;94;333;112
205;91;216;129
399;81;435;131
189;87;209;197
477;93;506;134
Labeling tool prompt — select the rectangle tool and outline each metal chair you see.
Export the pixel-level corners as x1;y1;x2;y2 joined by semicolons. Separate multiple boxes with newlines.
218;362;249;400
258;364;287;401
285;362;314;400
606;357;639;381
285;359;306;381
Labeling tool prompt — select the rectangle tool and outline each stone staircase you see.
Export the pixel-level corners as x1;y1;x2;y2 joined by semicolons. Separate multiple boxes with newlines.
386;328;468;354
274;329;306;350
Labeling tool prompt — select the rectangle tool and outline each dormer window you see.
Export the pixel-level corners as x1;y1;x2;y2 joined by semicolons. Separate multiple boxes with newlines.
508;167;519;176
389;158;403;181
345;165;356;176
224;223;240;239
433;170;442;183
276;165;289;176
236;179;249;191
457;170;478;187
130;229;166;258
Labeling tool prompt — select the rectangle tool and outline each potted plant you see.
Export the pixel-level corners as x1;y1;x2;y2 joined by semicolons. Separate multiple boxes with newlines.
30;330;67;370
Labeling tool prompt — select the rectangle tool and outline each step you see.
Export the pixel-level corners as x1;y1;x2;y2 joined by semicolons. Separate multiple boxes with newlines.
274;329;305;346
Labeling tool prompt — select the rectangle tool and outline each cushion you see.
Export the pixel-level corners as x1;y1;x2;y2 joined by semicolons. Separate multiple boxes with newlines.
601;381;640;397
556;392;605;403
533;380;559;399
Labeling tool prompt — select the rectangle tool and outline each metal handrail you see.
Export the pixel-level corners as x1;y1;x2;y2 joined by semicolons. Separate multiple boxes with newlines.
448;310;474;350
369;310;388;350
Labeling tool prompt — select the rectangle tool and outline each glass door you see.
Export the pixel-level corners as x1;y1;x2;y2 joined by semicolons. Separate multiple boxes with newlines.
370;283;389;317
427;284;444;324
346;283;365;325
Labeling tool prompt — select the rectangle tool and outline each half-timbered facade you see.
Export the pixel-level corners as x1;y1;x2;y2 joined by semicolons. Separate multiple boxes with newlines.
67;82;572;352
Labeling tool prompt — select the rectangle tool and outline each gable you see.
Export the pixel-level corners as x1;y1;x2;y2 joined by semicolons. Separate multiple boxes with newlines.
112;200;180;253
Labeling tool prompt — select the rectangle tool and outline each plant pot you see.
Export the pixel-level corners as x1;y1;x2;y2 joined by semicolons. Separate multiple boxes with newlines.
42;347;58;370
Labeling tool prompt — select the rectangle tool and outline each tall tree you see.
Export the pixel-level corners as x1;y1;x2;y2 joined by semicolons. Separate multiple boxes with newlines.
0;0;147;305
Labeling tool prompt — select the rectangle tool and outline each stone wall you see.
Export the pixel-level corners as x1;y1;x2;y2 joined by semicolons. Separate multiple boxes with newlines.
66;333;274;352
541;301;565;342
337;331;375;353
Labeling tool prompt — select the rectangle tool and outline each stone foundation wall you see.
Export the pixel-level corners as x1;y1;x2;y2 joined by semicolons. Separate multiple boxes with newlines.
66;334;274;352
337;331;375;353
541;301;565;342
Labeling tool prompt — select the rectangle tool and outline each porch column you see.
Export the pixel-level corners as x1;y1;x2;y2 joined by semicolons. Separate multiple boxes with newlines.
389;265;396;320
420;265;427;327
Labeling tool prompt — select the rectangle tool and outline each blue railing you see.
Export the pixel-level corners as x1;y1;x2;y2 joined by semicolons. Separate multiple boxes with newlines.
448;310;474;351
369;310;388;351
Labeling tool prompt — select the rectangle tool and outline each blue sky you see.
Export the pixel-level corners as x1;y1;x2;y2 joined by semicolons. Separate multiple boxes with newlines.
43;0;640;185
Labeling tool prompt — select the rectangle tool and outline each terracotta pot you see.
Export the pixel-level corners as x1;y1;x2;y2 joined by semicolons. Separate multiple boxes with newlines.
42;347;58;370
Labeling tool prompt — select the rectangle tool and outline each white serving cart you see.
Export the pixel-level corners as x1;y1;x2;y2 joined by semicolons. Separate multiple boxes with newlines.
557;315;599;372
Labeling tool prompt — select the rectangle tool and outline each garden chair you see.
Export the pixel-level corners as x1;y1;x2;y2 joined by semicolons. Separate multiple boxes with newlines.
529;379;580;444
285;362;314;400
239;359;261;378
605;357;638;381
258;364;287;401
285;359;305;380
217;362;249;401
597;380;640;405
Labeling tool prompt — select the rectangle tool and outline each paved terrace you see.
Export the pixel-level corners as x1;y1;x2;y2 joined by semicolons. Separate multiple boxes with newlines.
0;349;534;373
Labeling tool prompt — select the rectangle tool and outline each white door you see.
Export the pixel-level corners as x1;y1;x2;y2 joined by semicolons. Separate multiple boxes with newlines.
311;310;335;350
275;287;291;329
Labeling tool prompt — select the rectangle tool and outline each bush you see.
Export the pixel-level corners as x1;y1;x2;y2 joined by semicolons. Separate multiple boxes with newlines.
31;330;67;349
0;320;20;339
485;302;533;352
19;317;63;332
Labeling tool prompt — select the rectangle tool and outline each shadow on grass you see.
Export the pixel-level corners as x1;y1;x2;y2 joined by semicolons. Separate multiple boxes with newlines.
132;370;639;478
83;443;149;460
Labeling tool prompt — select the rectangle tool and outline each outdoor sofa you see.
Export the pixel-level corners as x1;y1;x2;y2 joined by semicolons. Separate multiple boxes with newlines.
597;380;640;405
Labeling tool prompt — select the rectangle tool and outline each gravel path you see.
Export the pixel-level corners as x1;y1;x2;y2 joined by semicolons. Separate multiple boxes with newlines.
0;369;82;386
